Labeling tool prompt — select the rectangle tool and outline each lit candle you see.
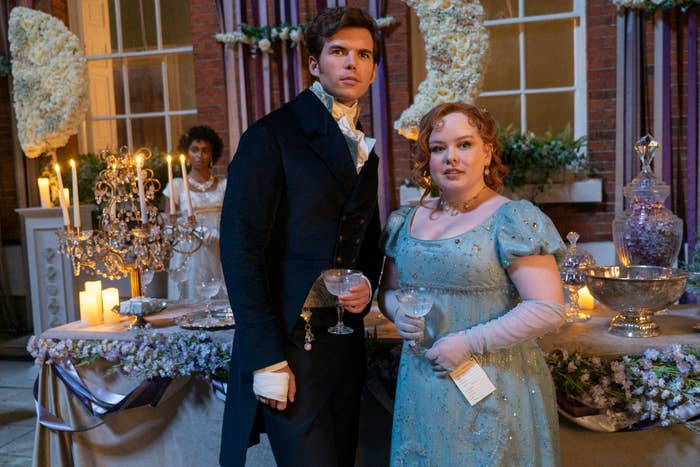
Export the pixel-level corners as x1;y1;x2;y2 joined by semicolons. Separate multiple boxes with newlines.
102;287;121;323
69;160;80;229
166;155;176;215
54;164;71;228
179;154;193;217
578;286;595;310
85;280;103;321
37;178;52;208
135;155;148;225
79;289;102;326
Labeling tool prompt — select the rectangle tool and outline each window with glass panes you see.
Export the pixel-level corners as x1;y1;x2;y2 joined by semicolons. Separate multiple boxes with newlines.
69;0;196;154
477;0;586;137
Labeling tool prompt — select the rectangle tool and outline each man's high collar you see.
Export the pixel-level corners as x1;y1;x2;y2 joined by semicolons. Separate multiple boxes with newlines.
310;81;360;126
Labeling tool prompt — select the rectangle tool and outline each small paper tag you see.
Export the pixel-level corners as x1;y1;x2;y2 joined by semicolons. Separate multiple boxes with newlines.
449;358;496;406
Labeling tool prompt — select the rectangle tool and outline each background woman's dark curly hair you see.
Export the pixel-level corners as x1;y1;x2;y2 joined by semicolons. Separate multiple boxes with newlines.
411;102;508;205
177;126;224;164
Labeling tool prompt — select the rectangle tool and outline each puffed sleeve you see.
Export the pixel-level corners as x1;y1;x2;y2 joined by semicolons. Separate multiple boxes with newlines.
379;205;413;258
495;200;566;268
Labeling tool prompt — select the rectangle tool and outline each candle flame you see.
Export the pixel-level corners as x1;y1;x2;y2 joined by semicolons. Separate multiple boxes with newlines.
54;163;61;172
136;155;142;165
69;159;75;168
167;154;172;163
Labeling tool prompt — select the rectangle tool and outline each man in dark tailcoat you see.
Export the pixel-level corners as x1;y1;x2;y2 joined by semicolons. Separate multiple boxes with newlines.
219;7;383;467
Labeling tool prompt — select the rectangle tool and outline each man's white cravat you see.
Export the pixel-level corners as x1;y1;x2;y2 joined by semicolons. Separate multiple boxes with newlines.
311;81;376;172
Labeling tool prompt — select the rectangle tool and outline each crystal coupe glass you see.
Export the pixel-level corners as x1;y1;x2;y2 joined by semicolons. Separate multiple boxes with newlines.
322;269;363;335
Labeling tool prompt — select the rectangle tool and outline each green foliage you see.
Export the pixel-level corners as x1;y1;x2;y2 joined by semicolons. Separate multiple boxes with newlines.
498;125;588;192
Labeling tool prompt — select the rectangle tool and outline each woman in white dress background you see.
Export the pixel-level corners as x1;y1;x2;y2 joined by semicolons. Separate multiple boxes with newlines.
165;126;227;300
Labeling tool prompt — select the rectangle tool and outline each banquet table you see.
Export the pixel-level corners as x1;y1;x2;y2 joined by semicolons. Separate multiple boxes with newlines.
32;301;233;467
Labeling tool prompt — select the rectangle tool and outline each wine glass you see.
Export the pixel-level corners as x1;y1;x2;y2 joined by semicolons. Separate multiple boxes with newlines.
395;287;434;351
140;268;154;297
169;267;190;303
322;269;363;335
560;232;596;323
195;275;222;325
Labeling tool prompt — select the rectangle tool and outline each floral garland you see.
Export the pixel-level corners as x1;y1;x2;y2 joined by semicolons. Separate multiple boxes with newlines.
546;344;700;431
27;331;232;381
612;0;700;12
215;16;397;55
394;0;489;140
8;7;88;159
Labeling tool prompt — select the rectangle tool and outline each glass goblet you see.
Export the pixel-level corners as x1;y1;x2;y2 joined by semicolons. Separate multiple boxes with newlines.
169;267;190;303
195;276;222;325
560;232;596;323
395;287;434;351
322;269;363;335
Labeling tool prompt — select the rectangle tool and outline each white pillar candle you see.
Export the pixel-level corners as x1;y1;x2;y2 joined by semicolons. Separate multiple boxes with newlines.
102;287;121;323
37;178;52;208
135;155;148;225
54;164;71;228
179;154;193;217
578;286;595;310
85;280;103;321
79;290;102;326
166;155;176;215
69;160;81;229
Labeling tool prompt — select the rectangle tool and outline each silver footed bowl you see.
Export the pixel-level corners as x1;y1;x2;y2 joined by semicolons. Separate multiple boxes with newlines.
584;265;688;338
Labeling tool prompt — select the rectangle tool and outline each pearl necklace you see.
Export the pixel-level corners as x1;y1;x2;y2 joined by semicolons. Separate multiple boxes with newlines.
439;185;488;216
188;175;215;191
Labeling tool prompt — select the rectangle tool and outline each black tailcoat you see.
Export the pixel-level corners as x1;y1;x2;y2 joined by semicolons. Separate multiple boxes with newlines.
219;89;382;466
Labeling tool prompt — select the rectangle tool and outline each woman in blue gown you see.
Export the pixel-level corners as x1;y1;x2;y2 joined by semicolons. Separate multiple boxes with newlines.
378;102;566;466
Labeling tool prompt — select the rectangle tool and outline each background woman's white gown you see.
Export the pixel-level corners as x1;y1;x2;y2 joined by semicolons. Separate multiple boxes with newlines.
164;177;226;300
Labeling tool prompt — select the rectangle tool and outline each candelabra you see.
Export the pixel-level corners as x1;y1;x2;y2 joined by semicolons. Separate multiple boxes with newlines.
56;147;203;297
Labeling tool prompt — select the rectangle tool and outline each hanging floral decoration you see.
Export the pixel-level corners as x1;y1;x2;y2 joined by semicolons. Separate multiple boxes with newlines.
8;7;89;159
27;330;232;381
394;0;489;140
215;16;397;56
612;0;700;13
546;345;700;431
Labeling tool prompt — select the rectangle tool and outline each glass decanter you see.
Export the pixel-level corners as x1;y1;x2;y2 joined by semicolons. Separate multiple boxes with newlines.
612;135;683;267
559;232;596;323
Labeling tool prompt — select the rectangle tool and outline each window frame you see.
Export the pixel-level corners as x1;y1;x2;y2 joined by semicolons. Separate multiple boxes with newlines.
480;0;587;139
69;0;197;154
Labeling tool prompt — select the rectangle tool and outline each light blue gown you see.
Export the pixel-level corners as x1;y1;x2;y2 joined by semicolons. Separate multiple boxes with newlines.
381;200;566;467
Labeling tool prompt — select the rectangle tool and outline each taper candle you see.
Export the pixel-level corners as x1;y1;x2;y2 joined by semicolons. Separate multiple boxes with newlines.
54;164;71;228
179;154;193;217
166;155;176;215
69;160;81;229
135;155;148;225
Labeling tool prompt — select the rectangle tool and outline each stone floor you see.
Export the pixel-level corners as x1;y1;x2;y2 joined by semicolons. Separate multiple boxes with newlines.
0;357;38;467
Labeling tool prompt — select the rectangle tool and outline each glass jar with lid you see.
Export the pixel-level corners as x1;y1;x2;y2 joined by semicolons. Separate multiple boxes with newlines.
612;135;683;267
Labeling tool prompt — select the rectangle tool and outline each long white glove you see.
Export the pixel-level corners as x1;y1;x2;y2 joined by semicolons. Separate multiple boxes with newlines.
425;300;565;375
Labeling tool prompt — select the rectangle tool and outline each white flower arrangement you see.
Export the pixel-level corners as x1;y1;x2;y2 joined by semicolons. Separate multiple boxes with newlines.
394;0;489;140
612;0;700;12
546;345;700;431
8;7;88;159
215;16;397;55
27;330;232;381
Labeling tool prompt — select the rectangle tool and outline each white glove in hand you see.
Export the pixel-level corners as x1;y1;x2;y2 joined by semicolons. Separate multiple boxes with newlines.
424;332;472;376
425;300;565;376
393;309;425;341
253;370;289;402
